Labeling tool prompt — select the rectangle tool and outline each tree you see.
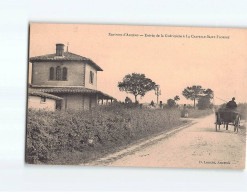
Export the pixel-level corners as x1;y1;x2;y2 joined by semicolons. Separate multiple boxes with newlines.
182;85;204;109
203;88;214;99
118;73;156;102
197;96;211;110
167;99;176;108
182;85;214;109
174;95;180;102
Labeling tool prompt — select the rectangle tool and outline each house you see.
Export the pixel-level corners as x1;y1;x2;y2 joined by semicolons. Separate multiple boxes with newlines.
29;43;115;111
28;89;63;111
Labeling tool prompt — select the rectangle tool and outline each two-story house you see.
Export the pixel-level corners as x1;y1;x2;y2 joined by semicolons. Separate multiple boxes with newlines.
29;43;114;111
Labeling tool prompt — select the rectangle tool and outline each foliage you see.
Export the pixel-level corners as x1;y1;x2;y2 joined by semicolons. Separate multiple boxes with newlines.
238;103;247;120
197;96;211;110
26;106;183;165
174;95;180;101
167;99;176;108
182;85;214;109
203;88;214;99
118;73;156;102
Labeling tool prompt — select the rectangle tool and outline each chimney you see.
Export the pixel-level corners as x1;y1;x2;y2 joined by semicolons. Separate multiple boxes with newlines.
56;43;65;56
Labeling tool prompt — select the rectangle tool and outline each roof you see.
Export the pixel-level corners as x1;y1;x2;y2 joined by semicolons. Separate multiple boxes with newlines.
29;52;103;71
28;89;63;100
31;87;116;100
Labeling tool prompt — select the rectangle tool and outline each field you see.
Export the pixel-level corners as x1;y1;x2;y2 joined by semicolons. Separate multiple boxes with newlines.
25;104;214;165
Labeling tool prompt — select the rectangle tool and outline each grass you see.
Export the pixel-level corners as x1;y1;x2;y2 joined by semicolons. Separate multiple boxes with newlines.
26;104;186;165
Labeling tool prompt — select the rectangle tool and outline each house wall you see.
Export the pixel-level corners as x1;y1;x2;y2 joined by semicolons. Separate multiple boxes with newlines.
84;64;97;90
28;96;56;111
59;94;97;111
31;61;86;87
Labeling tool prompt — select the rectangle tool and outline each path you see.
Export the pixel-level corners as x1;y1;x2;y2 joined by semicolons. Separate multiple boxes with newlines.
84;114;246;169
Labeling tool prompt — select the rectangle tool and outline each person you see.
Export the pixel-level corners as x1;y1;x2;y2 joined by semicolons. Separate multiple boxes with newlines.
226;97;237;109
181;104;189;118
159;101;163;109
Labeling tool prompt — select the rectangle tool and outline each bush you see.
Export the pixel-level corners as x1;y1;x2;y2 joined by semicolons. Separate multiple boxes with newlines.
166;99;176;108
197;96;211;110
26;105;183;165
238;103;247;120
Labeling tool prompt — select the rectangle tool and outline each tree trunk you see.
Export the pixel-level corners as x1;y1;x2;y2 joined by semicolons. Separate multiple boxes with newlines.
194;98;196;109
135;95;137;103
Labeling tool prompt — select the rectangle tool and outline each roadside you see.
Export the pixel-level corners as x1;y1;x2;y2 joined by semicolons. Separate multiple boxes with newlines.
82;119;196;166
26;107;187;165
85;114;246;169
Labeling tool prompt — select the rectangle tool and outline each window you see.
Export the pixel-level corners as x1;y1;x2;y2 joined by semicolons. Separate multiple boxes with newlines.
89;71;94;84
56;66;62;80
50;66;67;81
62;67;67;81
41;97;46;103
49;67;54;80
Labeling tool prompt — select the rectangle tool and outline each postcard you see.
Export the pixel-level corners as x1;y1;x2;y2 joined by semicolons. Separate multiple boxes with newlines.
26;23;246;169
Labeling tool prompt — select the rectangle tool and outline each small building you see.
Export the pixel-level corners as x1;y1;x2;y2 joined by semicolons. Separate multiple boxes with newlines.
28;89;63;111
29;43;114;111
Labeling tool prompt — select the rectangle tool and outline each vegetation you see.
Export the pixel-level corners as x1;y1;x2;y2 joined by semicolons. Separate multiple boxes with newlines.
165;96;180;108
26;104;185;165
166;99;176;108
197;96;212;110
238;103;247;120
174;95;180;102
182;85;213;109
118;73;156;102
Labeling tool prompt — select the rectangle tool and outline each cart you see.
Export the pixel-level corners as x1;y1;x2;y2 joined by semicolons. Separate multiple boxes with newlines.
215;108;241;133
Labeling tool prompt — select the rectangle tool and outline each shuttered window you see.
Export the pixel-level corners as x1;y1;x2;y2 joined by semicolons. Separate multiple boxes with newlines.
56;66;62;80
50;66;67;81
50;67;54;80
62;67;67;80
89;71;94;84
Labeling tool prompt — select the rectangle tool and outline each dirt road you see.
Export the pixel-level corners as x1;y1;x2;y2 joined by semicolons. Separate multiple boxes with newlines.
86;114;246;169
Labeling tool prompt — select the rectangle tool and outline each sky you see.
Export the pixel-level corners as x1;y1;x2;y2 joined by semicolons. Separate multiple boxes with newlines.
29;23;247;105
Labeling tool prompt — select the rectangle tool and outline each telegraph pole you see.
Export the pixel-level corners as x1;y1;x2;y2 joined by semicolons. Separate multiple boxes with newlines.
155;85;161;105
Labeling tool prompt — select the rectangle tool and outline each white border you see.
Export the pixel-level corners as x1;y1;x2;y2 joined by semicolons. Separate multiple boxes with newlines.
0;0;247;192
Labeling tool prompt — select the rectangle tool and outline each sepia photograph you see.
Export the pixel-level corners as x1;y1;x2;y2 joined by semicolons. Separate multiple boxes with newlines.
26;23;247;169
